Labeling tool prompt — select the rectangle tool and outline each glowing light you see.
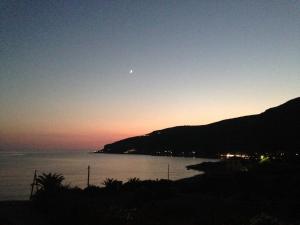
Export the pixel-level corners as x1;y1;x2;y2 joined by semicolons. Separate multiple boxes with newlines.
226;153;235;158
220;153;249;159
260;155;269;163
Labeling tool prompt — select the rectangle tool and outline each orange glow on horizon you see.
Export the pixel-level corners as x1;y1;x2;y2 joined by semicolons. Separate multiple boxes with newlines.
0;96;295;151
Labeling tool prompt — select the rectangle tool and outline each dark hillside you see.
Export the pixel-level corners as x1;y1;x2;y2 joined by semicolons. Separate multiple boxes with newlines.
99;97;300;156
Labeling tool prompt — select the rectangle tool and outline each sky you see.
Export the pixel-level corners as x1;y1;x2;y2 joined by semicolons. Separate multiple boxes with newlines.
1;0;299;151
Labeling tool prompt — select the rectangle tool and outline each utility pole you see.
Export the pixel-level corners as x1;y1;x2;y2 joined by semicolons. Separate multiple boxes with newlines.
87;165;90;187
30;170;37;200
167;164;170;180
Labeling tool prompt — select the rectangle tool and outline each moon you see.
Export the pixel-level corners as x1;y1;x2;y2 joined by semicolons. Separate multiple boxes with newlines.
129;69;133;74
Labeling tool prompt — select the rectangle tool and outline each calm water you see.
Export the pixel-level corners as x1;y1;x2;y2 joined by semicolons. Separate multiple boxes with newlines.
0;151;216;200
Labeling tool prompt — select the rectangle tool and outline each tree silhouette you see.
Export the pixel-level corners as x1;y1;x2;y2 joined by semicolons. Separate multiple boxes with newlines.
36;172;64;191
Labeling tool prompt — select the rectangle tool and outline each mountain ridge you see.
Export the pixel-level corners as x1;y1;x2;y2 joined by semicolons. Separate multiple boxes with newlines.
98;97;300;156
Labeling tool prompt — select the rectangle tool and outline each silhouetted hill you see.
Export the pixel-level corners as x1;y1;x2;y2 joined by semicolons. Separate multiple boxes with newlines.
98;97;300;156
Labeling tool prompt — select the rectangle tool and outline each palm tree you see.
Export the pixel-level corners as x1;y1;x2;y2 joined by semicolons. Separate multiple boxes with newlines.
36;172;65;191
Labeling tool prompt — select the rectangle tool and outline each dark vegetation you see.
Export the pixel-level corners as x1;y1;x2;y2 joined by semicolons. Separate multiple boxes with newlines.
21;157;300;225
99;97;300;156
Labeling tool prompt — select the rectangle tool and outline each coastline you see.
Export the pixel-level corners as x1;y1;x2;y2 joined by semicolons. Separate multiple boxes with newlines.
1;158;300;225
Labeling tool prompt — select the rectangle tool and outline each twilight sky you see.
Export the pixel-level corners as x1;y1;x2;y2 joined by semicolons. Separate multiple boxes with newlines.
1;0;299;151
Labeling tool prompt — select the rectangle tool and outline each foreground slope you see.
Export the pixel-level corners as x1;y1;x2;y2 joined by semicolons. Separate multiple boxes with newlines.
99;97;300;156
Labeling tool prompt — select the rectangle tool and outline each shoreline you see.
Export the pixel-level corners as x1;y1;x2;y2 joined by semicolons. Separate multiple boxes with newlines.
94;151;220;159
1;158;300;225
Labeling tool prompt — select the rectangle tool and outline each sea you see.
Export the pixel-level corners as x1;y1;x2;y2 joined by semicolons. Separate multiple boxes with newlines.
0;151;216;200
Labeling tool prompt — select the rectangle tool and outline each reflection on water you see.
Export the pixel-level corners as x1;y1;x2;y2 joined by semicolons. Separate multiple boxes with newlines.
0;151;216;200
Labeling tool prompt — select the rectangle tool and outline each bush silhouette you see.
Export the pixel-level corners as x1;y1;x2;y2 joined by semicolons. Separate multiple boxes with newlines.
102;178;123;191
123;177;142;190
